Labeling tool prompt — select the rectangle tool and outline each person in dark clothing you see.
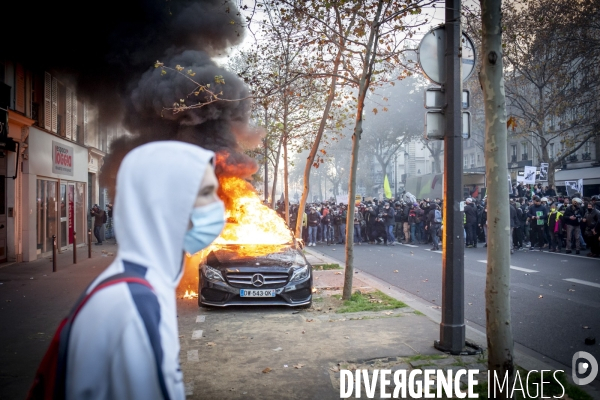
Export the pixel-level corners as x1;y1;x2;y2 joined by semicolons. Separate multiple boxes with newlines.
370;215;388;245
307;208;320;246
544;185;557;197
90;204;106;245
563;198;584;254
527;196;548;250
394;203;403;241
427;203;442;251
464;198;478;248
509;199;519;254
583;203;600;257
382;203;396;245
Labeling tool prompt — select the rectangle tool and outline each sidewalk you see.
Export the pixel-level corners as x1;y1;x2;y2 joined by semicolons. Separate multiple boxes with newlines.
0;239;118;399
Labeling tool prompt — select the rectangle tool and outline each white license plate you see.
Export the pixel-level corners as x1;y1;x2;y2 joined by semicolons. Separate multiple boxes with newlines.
240;289;276;297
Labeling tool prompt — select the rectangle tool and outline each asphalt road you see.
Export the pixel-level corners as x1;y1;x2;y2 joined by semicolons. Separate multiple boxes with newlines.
309;240;600;371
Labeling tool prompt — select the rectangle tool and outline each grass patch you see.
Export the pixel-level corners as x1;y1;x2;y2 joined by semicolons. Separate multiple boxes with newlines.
332;294;342;300
313;263;342;270
337;290;407;313
312;297;324;303
413;310;425;316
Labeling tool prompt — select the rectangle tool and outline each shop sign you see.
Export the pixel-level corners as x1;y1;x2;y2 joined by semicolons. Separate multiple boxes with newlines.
52;141;74;176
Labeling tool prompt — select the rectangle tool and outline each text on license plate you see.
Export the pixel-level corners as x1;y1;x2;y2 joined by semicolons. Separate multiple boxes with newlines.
240;289;276;297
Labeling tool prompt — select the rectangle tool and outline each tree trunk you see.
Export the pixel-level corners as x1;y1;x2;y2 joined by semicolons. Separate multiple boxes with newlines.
343;0;384;301
270;134;284;209
283;96;290;225
480;0;514;397
294;47;344;238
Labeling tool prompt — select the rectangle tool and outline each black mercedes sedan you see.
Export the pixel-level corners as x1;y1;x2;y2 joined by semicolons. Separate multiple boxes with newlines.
197;243;312;308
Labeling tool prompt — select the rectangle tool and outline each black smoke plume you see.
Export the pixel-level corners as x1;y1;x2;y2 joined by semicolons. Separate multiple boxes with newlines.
2;0;261;191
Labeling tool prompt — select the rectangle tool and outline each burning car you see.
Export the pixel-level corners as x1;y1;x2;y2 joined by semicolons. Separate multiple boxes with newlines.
197;242;312;308
181;174;312;308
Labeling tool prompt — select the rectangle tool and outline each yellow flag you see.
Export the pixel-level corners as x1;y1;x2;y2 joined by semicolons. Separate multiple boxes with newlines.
383;175;392;199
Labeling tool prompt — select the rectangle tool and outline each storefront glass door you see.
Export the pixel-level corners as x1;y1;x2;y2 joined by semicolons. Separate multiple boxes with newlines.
60;183;67;250
36;180;58;255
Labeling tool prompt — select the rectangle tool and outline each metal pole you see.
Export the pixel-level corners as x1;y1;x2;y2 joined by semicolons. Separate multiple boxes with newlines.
52;235;57;272
88;229;92;258
73;232;77;264
435;0;466;354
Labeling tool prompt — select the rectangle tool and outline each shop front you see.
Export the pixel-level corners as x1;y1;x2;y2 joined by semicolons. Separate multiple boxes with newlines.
23;127;88;261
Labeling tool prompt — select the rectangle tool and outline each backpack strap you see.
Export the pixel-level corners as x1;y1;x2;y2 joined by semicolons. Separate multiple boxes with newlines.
54;274;153;399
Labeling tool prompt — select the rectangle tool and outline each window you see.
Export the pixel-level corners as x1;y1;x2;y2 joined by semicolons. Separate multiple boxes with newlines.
522;142;528;156
463;156;468;168
512;145;517;157
585;141;590;153
477;154;481;166
470;154;475;167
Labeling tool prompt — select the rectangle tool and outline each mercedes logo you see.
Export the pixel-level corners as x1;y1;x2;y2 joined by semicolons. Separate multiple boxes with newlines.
251;274;265;287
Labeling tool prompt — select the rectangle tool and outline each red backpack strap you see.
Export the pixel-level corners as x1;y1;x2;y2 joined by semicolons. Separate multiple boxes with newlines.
54;275;153;399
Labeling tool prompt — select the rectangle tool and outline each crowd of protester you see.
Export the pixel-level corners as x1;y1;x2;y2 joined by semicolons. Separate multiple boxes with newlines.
272;182;600;257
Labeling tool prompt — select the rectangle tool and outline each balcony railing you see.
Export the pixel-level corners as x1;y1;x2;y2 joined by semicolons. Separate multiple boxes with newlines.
511;155;518;162
582;152;592;161
568;154;578;162
521;153;528;161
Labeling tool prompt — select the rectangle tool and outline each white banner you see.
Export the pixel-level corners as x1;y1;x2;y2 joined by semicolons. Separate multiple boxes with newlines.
523;166;537;184
516;175;525;183
539;163;549;181
565;179;583;196
508;174;513;195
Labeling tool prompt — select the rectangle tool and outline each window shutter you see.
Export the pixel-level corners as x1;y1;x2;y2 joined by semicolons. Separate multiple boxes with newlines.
15;64;25;113
44;72;52;130
51;77;58;133
66;88;73;140
72;93;78;142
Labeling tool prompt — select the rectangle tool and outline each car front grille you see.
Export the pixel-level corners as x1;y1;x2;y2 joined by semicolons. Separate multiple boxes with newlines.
226;271;289;288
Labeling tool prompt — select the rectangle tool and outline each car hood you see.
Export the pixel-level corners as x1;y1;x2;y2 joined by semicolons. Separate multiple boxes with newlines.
206;244;308;270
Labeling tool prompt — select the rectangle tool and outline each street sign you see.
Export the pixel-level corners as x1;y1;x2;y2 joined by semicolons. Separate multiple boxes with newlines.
425;111;445;140
417;26;476;85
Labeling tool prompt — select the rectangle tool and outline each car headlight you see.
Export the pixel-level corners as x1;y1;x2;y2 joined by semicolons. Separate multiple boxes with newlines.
290;265;310;282
202;265;224;282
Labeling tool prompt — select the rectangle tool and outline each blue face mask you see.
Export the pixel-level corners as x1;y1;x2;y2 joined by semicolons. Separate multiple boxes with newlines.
183;201;226;255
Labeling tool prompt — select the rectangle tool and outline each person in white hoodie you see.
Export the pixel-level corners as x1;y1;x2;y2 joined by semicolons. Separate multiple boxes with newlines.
64;141;225;400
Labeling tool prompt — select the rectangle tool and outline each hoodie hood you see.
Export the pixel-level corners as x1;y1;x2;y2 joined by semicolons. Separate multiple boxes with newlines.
113;141;215;288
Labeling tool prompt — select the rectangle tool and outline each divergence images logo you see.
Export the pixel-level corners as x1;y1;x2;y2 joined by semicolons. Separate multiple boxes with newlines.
572;351;598;386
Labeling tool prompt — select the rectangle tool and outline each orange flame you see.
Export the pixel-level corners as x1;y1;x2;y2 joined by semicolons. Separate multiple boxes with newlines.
183;290;198;299
178;164;295;295
215;176;293;246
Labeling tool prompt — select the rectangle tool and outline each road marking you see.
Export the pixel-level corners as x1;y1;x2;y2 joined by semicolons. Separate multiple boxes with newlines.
424;249;443;254
401;244;419;248
564;278;600;289
196;315;205;323
477;260;538;273
545;251;598;260
192;330;203;340
187;349;199;362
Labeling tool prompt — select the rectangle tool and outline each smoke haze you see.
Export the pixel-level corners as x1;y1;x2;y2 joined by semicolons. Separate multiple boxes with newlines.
2;0;261;190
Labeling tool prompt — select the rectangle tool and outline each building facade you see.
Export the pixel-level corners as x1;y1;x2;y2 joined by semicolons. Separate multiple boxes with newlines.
1;59;124;262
